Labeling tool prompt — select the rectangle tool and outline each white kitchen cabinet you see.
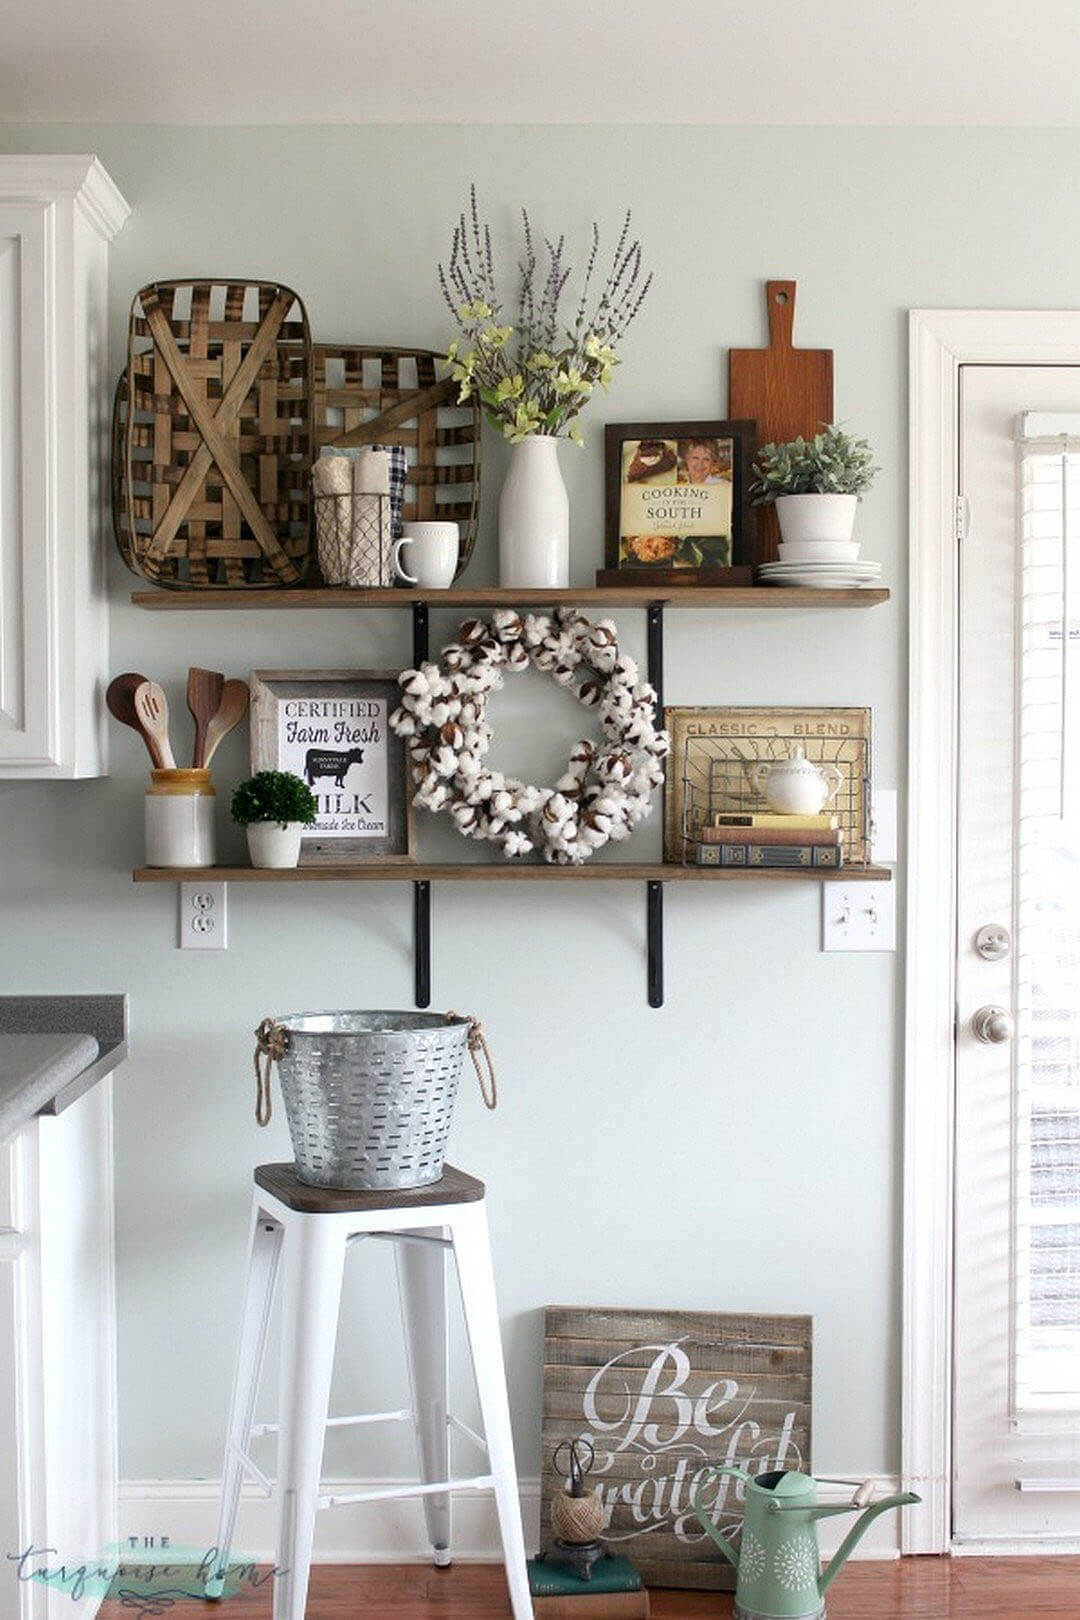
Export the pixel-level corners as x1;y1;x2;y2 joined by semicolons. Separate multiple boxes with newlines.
0;1076;118;1619
0;156;129;777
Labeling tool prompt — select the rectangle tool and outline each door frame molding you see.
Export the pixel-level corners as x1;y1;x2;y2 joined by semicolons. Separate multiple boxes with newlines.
905;309;1080;1554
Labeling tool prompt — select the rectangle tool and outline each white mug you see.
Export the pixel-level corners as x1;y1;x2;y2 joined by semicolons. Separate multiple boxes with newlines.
393;522;460;589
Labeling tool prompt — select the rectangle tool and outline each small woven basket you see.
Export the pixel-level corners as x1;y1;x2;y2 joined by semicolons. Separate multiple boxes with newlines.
254;1011;494;1190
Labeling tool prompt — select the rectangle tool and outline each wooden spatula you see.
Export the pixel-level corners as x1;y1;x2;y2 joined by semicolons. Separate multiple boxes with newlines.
106;671;163;766
729;280;834;562
186;667;225;767
134;680;176;770
202;679;250;768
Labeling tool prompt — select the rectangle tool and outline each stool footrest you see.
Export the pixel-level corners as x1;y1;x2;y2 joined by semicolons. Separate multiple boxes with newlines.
228;1443;274;1498
319;1473;496;1511
249;1409;411;1439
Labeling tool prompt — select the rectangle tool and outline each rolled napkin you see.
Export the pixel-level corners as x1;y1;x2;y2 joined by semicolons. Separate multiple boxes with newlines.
352;446;391;496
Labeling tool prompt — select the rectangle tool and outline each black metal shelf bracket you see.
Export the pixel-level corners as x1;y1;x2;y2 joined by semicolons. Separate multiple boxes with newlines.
412;600;432;1007
646;603;666;1007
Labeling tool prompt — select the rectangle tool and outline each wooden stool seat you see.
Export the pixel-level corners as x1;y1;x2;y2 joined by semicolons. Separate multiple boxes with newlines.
254;1162;485;1214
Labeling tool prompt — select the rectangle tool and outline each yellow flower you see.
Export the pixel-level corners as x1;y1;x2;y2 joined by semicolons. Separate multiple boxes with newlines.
495;374;524;402
567;420;584;448
554;368;591;398
584;333;616;366
480;324;512;349
457;299;492;321
445;339;459;363
504;401;542;443
528;350;556;371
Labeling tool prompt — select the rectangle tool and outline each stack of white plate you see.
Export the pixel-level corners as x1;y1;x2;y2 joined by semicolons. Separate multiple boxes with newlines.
757;559;883;589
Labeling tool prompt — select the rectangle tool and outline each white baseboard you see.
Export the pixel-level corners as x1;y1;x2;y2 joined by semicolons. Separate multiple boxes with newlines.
118;1474;904;1564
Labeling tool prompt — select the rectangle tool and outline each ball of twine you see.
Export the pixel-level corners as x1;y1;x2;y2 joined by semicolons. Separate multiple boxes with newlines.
551;1487;604;1544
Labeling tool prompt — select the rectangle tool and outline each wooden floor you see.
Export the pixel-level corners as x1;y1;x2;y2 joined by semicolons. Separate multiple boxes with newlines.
96;1556;1080;1618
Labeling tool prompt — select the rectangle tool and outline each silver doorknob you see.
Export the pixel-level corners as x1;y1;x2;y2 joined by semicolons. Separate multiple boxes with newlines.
971;1005;1014;1044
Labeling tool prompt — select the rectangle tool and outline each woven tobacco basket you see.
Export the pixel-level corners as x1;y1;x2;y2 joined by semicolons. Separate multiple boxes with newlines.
114;280;315;588
313;344;481;579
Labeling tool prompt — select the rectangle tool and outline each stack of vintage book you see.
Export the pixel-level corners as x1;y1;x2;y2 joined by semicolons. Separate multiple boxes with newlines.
695;811;843;869
526;1554;649;1617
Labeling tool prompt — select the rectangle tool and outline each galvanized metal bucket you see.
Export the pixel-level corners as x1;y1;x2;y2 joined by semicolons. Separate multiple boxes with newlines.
253;1010;493;1191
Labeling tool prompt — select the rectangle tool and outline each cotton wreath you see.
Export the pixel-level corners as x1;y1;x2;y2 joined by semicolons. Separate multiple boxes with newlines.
389;608;670;865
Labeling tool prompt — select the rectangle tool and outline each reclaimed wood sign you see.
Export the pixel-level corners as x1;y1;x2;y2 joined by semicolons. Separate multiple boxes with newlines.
540;1306;812;1591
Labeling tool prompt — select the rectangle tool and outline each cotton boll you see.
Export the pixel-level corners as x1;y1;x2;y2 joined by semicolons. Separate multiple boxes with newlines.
502;830;533;858
451;802;479;835
390;705;416;735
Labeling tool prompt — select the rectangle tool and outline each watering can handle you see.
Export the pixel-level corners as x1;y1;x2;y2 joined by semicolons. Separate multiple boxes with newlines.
691;1465;750;1570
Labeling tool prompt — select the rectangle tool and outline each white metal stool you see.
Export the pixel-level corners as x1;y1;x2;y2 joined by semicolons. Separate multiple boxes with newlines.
205;1162;532;1620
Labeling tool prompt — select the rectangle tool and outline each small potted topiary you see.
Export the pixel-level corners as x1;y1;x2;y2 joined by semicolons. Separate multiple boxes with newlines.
231;770;317;869
752;424;879;551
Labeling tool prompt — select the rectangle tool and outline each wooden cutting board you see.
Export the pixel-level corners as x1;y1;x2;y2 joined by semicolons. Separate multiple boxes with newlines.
729;280;833;562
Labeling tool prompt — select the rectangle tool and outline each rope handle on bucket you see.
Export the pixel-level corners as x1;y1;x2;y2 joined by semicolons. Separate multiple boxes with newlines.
251;1012;497;1126
449;1012;498;1111
253;1018;287;1126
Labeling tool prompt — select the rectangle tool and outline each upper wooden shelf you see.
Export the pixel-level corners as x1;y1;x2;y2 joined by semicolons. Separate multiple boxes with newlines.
129;585;889;611
132;861;890;884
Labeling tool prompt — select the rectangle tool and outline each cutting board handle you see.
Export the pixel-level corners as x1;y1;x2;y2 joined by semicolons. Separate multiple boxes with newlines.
766;280;797;351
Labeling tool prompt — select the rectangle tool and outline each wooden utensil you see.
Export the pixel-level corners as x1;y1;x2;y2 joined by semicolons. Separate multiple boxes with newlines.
133;680;176;770
187;667;225;767
105;671;163;766
728;280;834;562
202;679;250;767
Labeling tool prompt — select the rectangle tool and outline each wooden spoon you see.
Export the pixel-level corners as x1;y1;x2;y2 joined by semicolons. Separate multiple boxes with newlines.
106;671;162;766
133;680;176;770
186;667;225;768
202;679;250;768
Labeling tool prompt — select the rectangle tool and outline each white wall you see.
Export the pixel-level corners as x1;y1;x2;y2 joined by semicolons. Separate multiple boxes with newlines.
0;121;1071;1505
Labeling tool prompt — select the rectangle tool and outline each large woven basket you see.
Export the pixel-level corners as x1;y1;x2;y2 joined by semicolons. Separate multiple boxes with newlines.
313;344;481;580
266;1011;472;1190
113;279;315;588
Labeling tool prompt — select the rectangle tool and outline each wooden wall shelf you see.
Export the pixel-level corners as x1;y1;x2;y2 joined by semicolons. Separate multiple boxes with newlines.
133;862;889;884
130;585;889;611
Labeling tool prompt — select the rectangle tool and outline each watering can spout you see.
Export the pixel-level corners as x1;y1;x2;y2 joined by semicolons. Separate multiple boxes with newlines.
817;1491;921;1597
690;1466;751;1570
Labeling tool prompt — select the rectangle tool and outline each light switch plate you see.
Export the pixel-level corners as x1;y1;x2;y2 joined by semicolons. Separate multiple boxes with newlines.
871;788;898;864
179;882;228;950
822;882;896;952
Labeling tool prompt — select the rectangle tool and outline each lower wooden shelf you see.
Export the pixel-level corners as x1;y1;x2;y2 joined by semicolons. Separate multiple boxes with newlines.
132;862;890;883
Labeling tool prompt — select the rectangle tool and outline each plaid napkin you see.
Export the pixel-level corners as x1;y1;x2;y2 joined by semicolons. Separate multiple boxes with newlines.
372;444;407;538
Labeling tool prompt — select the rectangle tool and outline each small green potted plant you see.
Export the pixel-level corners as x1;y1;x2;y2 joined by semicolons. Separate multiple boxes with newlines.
231;770;317;869
752;424;879;552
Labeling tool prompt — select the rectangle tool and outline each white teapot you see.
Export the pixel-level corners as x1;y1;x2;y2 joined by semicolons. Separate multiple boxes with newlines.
748;746;843;816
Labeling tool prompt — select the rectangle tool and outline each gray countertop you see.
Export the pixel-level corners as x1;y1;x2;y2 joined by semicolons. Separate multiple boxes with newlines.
0;996;128;1141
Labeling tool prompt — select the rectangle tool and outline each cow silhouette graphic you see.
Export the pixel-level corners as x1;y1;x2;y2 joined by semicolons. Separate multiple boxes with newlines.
304;747;365;789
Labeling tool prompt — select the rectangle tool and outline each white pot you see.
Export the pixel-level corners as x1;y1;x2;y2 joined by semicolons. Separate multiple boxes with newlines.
774;492;858;543
247;821;305;869
498;435;570;588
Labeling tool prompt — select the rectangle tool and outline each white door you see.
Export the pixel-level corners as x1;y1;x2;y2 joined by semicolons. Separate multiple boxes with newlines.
954;364;1080;1543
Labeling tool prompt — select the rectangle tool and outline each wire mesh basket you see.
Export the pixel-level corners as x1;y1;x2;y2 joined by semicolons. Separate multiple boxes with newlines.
313;491;393;586
663;706;872;865
258;1011;473;1190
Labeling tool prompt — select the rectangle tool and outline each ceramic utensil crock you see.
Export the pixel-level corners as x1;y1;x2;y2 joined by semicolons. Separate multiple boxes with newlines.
145;769;215;867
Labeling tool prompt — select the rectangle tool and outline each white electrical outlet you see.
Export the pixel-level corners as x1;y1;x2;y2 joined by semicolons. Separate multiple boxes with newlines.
179;882;228;950
871;787;898;864
822;882;896;952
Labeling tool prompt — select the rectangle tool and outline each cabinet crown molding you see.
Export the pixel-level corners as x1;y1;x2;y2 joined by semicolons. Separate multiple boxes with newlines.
0;153;130;239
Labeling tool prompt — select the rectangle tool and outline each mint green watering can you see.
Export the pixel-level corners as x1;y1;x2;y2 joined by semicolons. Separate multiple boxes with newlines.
693;1467;920;1620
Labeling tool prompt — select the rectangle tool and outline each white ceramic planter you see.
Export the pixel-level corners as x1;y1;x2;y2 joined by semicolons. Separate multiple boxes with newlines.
498;435;570;587
247;821;305;869
775;492;858;543
145;769;215;867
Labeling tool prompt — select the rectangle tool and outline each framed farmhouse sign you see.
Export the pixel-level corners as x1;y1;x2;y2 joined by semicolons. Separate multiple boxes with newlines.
250;670;415;865
541;1306;812;1591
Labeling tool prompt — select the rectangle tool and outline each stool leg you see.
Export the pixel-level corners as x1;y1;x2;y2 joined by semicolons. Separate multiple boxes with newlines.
395;1226;452;1566
451;1203;533;1620
205;1203;283;1599
272;1215;347;1620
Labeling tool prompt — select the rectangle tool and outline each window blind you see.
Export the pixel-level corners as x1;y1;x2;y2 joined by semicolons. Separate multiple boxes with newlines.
1014;417;1080;1413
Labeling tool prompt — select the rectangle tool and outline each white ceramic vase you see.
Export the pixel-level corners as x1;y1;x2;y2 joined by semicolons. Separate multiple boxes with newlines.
498;435;570;587
247;821;304;869
775;492;858;543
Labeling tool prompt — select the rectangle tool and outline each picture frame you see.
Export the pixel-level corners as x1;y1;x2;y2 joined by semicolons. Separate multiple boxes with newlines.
601;419;755;583
663;705;872;865
540;1305;812;1591
249;670;415;865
